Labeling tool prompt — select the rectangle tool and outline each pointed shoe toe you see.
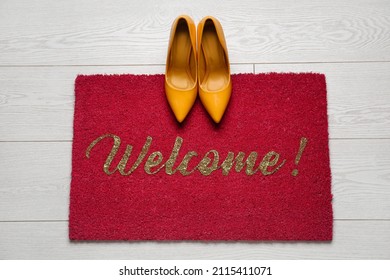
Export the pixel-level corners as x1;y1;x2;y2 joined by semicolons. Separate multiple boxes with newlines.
165;87;197;123
197;16;232;123
165;15;198;123
199;82;232;123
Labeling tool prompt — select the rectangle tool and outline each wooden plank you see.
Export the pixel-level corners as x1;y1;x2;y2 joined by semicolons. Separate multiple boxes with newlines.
255;62;390;139
0;64;252;141
0;0;389;65
1;139;389;221
330;140;390;219
0;220;389;259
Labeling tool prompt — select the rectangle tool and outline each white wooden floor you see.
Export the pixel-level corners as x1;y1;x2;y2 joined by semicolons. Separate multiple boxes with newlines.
1;0;390;259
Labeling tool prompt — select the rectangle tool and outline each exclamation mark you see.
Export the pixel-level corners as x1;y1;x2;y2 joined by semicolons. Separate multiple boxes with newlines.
291;137;308;176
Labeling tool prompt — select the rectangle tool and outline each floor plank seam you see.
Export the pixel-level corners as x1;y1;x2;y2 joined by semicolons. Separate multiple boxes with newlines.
253;60;390;65
0;60;390;68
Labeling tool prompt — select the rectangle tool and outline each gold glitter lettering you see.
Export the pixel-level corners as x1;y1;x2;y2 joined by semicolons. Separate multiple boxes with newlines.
86;133;293;177
116;136;152;175
220;152;259;175
176;151;198;176
259;151;286;175
165;136;183;175
86;134;152;176
197;150;220;175
86;134;121;175
117;145;133;175
145;151;165;174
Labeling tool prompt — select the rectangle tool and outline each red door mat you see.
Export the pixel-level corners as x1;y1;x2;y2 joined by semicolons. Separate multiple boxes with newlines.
69;73;333;241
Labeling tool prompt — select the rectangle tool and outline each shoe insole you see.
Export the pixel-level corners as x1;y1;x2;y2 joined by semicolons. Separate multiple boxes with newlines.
167;22;195;90
201;22;229;92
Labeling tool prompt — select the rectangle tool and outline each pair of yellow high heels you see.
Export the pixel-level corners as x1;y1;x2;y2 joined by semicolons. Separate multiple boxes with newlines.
165;15;232;123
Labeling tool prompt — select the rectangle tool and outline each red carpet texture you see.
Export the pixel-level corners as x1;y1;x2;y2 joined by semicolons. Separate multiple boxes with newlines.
69;73;333;241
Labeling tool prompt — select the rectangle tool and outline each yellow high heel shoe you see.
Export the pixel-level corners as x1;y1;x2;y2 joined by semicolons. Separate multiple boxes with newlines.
165;15;197;123
197;16;232;123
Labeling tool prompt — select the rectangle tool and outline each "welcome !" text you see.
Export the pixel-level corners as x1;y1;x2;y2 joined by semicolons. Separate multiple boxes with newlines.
86;134;308;177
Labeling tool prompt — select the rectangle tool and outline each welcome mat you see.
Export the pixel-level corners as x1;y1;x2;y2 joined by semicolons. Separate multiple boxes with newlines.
69;73;333;241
